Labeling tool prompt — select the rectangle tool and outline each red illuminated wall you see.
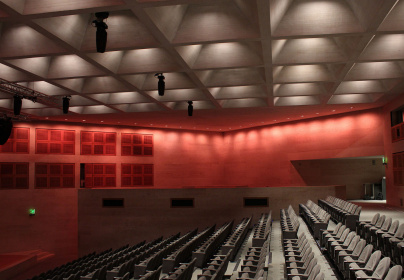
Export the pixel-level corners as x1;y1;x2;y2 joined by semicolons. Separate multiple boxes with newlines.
222;109;385;188
0;108;387;278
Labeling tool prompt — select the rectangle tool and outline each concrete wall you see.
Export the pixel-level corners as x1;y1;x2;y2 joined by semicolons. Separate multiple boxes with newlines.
77;185;344;256
292;157;385;199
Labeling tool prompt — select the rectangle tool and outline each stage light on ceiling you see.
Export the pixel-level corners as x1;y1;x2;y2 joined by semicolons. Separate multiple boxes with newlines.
155;73;165;96
62;96;71;114
14;96;22;116
92;12;109;53
188;101;193;116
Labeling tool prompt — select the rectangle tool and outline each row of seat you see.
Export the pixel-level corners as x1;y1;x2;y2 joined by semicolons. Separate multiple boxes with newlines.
134;230;197;278
299;200;331;239
321;222;402;280
252;212;272;247
198;250;232;280
72;238;164;280
319;196;361;230
237;239;269;280
283;233;324;280
192;222;233;268
162;226;215;273
281;205;300;239
221;217;252;261
357;213;404;267
68;240;157;280
161;258;196;280
92;236;180;280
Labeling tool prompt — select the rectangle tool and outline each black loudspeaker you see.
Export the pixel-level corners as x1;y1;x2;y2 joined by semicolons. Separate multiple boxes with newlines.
0;118;13;145
188;101;193;116
14;96;22;115
63;97;70;114
157;75;165;96
96;27;107;53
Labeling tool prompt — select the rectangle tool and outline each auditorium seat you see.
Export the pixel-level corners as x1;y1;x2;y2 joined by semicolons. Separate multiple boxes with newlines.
346;250;382;280
354;257;390;280
375;220;399;249
289;264;321;280
286;258;318;280
367;217;392;244
341;244;373;278
357;213;380;237
336;239;366;271
383;265;403;280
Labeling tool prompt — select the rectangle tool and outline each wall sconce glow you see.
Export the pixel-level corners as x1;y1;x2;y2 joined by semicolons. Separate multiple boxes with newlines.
383;156;388;165
28;208;36;216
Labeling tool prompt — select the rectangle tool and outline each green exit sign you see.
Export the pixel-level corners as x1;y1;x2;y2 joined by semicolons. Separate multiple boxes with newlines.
28;208;36;216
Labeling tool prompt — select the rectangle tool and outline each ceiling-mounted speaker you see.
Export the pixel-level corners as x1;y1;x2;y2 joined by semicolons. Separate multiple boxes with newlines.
0;117;13;145
63;96;70;114
14;96;22;115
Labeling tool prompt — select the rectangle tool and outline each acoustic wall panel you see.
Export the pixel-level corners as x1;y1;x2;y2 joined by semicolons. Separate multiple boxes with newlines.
35;163;75;188
0;127;29;153
121;133;153;156
121;163;153;187
84;163;116;188
0;162;29;189
36;128;75;154
81;131;116;155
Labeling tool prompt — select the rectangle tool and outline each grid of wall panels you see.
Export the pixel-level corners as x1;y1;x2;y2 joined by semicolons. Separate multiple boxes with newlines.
85;163;116;188
81;131;116;156
36;128;75;154
121;133;153;156
0;127;29;153
35;163;75;188
0;162;29;189
122;164;154;187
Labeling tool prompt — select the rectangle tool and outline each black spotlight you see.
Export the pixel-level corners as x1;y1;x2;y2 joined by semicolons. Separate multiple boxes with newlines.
0;117;13;145
62;96;70;114
155;73;165;96
188;101;193;117
13;95;22;116
92;12;109;53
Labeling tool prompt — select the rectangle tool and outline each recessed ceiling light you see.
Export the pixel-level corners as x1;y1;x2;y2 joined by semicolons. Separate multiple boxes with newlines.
82;120;86;121
165;125;167;127
118;122;120;124
301;115;304;117
273;120;276;122
332;110;336;112
287;118;290;120
316;113;319;114
101;121;104;122
350;107;354;109
45;117;49;119
64;119;68;121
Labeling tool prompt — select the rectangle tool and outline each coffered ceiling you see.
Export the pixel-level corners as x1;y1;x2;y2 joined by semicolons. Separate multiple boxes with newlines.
0;0;403;131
